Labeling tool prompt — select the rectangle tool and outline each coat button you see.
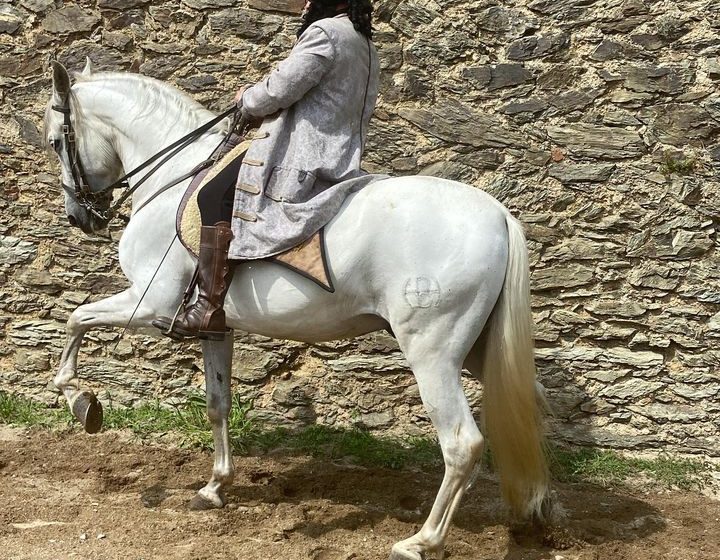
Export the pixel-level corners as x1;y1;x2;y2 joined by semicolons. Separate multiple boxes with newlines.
233;211;257;222
237;182;260;195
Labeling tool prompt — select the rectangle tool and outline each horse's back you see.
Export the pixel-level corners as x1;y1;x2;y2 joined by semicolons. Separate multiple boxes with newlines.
327;175;509;279
342;175;506;217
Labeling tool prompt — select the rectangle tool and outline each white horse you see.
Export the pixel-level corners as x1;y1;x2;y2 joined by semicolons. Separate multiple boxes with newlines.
44;60;550;559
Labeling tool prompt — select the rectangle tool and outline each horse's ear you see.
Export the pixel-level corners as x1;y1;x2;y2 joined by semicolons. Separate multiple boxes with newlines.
52;61;71;102
81;56;94;77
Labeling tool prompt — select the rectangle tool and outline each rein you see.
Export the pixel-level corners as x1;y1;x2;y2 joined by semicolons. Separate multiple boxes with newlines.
52;100;239;223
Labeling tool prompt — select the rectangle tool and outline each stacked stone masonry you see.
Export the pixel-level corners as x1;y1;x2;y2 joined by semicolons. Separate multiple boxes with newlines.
0;0;718;455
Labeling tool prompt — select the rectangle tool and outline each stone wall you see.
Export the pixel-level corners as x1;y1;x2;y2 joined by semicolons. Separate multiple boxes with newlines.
1;0;718;455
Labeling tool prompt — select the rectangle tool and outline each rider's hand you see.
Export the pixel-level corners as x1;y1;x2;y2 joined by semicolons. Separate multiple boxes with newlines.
234;85;249;107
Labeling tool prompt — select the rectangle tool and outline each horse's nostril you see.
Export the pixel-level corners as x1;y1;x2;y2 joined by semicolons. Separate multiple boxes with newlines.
68;215;78;227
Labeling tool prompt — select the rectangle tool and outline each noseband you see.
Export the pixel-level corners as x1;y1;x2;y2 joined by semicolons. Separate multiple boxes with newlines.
51;99;240;224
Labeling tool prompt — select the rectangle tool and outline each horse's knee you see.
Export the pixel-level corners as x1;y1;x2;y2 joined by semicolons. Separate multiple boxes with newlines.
66;309;86;333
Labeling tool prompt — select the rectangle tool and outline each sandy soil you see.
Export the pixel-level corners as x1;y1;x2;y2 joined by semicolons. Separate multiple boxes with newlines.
1;426;719;560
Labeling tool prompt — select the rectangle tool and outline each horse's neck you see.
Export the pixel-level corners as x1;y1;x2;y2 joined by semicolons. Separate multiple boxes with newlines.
77;80;222;206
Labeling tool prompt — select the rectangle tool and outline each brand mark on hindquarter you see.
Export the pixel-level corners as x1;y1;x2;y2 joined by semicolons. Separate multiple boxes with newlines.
404;277;441;308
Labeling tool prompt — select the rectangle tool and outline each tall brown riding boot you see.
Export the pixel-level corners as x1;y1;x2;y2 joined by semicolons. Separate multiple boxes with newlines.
153;221;234;341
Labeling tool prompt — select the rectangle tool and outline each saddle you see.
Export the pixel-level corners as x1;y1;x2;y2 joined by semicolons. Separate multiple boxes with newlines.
176;137;334;292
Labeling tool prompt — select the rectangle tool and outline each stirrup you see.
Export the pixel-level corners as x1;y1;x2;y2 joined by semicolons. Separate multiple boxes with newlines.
158;264;200;339
161;301;187;340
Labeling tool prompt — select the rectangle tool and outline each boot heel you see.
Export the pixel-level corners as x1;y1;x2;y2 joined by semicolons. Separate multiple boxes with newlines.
200;331;228;341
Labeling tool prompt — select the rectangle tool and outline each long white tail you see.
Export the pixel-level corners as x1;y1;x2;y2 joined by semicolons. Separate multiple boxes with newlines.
479;213;549;520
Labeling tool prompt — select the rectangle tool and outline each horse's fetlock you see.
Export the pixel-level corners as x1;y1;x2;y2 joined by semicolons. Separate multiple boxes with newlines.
206;406;229;424
53;367;77;390
416;528;444;553
214;466;234;485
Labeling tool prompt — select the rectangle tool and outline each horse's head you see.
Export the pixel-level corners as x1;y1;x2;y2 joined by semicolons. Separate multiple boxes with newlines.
44;60;124;233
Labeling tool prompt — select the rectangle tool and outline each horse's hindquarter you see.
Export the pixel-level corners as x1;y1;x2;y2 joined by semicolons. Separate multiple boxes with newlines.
340;177;510;321
225;176;510;342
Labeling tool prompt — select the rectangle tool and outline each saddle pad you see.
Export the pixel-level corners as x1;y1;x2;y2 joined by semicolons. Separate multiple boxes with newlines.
177;139;251;255
268;229;334;292
177;142;335;293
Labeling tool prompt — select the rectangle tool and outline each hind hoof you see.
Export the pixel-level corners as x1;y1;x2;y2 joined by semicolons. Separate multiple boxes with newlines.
72;391;103;434
390;544;425;560
189;493;224;511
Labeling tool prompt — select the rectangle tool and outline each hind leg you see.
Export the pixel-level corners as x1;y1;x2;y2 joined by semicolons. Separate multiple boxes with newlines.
390;329;486;560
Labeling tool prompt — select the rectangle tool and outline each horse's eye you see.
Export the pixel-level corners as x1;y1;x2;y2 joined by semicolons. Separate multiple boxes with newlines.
49;138;60;152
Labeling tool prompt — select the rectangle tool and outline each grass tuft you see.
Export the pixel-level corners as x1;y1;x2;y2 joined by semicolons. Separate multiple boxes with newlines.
660;151;697;176
102;393;258;452
0;391;48;426
171;393;258;453
632;454;714;491
548;446;715;491
0;391;71;427
103;399;178;438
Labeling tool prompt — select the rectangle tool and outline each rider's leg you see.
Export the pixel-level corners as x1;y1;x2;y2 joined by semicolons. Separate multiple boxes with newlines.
196;167;237;226
152;174;236;340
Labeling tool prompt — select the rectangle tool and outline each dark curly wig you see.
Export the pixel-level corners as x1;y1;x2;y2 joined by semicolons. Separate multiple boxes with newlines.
298;0;373;39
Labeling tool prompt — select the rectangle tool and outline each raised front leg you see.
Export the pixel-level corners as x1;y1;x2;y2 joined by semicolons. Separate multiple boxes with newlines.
190;332;235;510
54;288;154;433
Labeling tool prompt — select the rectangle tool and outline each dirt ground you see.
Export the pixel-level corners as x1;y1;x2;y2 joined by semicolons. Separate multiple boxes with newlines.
1;426;719;560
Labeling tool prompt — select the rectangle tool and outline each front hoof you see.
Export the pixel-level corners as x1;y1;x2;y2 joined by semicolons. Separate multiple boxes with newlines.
71;391;103;434
189;492;225;511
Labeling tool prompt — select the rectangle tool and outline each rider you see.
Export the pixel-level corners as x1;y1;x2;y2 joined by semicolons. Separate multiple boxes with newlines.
153;0;378;340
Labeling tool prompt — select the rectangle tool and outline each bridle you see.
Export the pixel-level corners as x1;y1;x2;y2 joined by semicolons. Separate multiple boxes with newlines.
52;101;108;221
51;97;240;224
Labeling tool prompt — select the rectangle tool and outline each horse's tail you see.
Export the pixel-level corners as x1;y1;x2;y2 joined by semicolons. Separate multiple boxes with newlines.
473;212;550;521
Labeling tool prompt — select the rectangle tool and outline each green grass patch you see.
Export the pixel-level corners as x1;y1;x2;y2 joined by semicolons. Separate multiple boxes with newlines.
0;390;716;488
103;399;179;438
103;393;259;452
0;391;70;427
632;454;714;491
0;390;440;469
549;446;715;491
254;424;442;470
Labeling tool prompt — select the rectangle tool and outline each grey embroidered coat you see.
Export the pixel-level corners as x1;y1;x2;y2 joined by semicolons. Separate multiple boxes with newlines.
229;14;380;260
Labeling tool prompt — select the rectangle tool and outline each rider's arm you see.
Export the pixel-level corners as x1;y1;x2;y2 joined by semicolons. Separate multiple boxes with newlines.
240;25;336;118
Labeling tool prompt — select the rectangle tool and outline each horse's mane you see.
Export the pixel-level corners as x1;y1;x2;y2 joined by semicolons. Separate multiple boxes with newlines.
76;71;218;127
81;72;214;127
44;71;223;146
